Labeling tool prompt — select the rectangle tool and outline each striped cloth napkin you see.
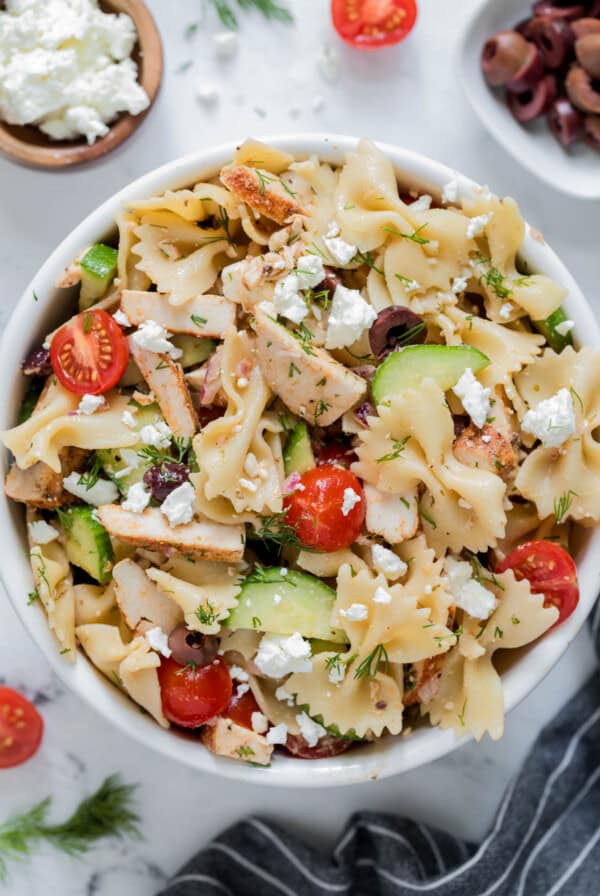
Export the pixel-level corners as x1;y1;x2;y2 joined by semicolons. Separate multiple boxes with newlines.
159;603;600;896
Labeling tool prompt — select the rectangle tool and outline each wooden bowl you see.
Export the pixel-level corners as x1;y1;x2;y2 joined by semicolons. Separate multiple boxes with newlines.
0;0;163;169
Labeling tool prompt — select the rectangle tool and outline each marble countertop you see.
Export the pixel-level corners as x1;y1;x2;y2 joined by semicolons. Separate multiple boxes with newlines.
0;0;598;893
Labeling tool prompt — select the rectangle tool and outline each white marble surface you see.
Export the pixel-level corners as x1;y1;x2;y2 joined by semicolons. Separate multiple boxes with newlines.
0;0;599;893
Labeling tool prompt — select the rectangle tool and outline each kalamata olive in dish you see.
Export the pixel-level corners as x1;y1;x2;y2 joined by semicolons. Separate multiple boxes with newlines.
575;33;600;77
566;62;600;112
143;462;190;502
368;307;426;361
548;96;586;143
508;74;558;120
528;17;574;68
481;30;532;85
533;1;585;21
318;266;343;297
571;17;600;38
167;625;220;668
506;44;546;92
584;113;600;147
21;347;52;377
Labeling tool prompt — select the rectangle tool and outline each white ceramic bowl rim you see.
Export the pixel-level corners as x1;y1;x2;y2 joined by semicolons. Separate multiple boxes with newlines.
2;134;600;788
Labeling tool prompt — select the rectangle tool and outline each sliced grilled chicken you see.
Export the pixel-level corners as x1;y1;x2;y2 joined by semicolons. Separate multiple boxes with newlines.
453;423;517;481
5;446;88;509
113;558;183;634
97;506;245;562
201;717;273;766
220;164;309;225
120;290;235;338
364;484;419;544
129;338;198;440
253;309;366;427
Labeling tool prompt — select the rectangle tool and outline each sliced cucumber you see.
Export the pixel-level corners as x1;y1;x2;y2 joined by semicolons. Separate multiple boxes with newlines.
79;244;118;310
226;568;347;643
57;506;114;584
283;422;315;476
171;335;216;369
97;403;163;494
533;307;573;354
372;344;490;406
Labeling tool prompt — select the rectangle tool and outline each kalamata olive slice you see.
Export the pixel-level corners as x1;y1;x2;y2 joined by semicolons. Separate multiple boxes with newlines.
566;62;600;112
21;347;52;377
508;74;558;120
318;266;343;297
576;32;600;77
584;113;600;147
548;96;586;143
533;2;585;21
506;43;546;91
572;17;600;38
143;462;190;502
167;625;220;668
528;17;574;67
368;307;426;361
481;30;532;85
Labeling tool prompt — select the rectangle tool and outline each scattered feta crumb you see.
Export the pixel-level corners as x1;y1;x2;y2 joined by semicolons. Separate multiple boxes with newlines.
466;213;493;239
28;520;59;545
555;319;575;337
452;275;469;294
113;309;131;327
340;603;369;622
280;568;288;577
132;320;182;359
317;44;340;83
266;723;288;745
273;255;325;324
296;712;326;747
373;586;392;605
452;368;491;429
445;556;496;619
159;482;195;527
251;711;268;734
275;685;295;705
145;627;172;658
341;487;361;517
324;233;357;266
62;473;118;506
522;388;576;448
295;255;326;290
327;658;346;685
236;682;250;697
442;178;459;204
77;393;105;415
122;482;151;514
213;31;238;58
325;284;377;350
139;421;172;449
409;194;432;212
371;544;407;580
273;593;282;606
195;80;219;105
229;665;248;682
237;376;249;389
255;632;312;678
499;302;514;320
121;410;137;428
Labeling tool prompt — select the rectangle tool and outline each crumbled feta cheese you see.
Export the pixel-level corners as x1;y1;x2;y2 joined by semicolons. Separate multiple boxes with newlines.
324;234;357;266
499;302;514;320
409;194;433;212
317;43;340;83
229;665;248;682
325;284;377;350
113;309;131;327
62;472;118;506
296;712;326;748
122;482;150;514
28;520;59;545
159;482;195;528
275;685;295;705
452;368;491;429
280;568;288;577
373;586;392;605
466;213;493;239
326;221;340;238
266;723;288;745
341;487;361;517
340;603;369;622
555;319;575;337
442;178;459;204
139;421;172;449
213;30;238;58
145;626;172;658
251;711;268;734
295;255;326;290
195;80;219;105
255;632;312;678
522;388;576;448
272;255;325;323
121;410;137;429
132;320;182;359
402;279;420;293
273;593;282;606
444;556;496;620
371;544;407;580
236;682;250;697
452;275;469;295
237;376;249;389
76;393;105;416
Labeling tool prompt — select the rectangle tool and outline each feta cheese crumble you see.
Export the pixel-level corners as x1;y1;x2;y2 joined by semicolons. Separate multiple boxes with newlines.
251;712;268;734
371;544;408;580
122;482;150;514
466;213;493;239
77;393;105;415
273;255;325;324
325;284;377;350
145;627;172;659
132;321;182;359
499;302;514;320
255;632;312;678
441;178;459;204
28;520;59;545
139;421;172;449
452;368;491;429
121;410;137;429
324;223;357;265
522;388;576;448
160;482;195;528
296;712;326;747
445;556;496;620
555;319;575;337
373;586;392;605
266;723;288;745
340;603;369;622
195;80;220;105
341;487;361;517
62;472;118;506
113;309;131;328
327;658;346;685
409;194;432;212
229;665;248;682
452;275;469;295
275;685;295;705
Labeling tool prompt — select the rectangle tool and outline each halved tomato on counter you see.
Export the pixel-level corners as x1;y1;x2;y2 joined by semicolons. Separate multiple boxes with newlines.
496;540;579;628
331;0;418;50
0;687;44;769
50;309;129;396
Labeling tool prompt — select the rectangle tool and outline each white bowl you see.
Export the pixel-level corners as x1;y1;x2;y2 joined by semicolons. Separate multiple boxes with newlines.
2;135;600;787
458;0;600;201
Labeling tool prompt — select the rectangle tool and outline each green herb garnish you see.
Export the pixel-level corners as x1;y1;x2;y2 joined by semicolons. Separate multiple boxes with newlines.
376;435;410;464
553;490;578;525
354;644;389;681
208;0;293;29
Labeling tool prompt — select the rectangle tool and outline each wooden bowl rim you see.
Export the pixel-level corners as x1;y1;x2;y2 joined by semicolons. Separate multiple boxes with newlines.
0;0;163;170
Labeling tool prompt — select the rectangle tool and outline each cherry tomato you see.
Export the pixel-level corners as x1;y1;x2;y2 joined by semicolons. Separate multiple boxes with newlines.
284;466;365;552
0;687;43;769
222;688;261;730
331;0;418;50
158;657;232;729
496;540;579;628
317;440;358;469
284;732;355;760
50;309;129;396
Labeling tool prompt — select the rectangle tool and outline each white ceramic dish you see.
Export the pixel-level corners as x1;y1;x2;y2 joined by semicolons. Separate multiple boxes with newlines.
2;134;600;787
458;0;600;201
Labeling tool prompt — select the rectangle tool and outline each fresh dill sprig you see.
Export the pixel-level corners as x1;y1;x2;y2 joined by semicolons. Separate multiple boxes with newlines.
465;552;505;591
252;512;304;550
195;602;219;626
384;224;430;245
376;435;410;463
137;437;190;467
313;399;331;424
76;453;102;491
0;776;140;882
351;250;383;274
245;563;296;586
553;490;578;525
475;256;512;299
396;322;427;346
255;168;297;199
290;322;316;357
208;0;293;29
354;644;389;681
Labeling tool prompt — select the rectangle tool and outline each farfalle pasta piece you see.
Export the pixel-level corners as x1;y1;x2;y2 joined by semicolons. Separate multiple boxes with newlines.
28;512;75;658
74;582;119;627
116;211;151;292
354;379;507;554
424;570;558;740
248;675;301;735
515;346;600;522
128;183;241;224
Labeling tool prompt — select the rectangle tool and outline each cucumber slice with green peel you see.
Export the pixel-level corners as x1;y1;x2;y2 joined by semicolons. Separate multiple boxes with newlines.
97;403;164;494
57;506;114;584
533;307;573;354
226;568;348;643
283;422;315;476
372;344;490;406
170;335;216;369
79;244;118;310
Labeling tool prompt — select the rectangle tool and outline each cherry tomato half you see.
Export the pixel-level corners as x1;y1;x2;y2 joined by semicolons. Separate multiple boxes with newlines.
158;657;232;728
284;732;354;760
284;466;365;552
496;540;579;628
317;440;358;469
0;687;44;769
50;309;129;396
331;0;418;50
222;688;261;730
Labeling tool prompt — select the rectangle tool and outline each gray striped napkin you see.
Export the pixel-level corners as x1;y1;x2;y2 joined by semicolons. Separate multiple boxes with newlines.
159;602;600;896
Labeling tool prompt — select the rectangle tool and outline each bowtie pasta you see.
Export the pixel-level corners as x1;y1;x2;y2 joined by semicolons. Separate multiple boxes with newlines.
3;139;597;767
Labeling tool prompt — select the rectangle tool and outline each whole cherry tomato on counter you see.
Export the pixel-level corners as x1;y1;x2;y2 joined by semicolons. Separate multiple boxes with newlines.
0;687;44;769
331;0;418;50
50;309;129;396
284;466;365;552
496;541;579;628
158;657;232;728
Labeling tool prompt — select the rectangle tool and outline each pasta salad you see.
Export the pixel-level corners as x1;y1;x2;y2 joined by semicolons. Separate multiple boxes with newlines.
3;138;598;766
